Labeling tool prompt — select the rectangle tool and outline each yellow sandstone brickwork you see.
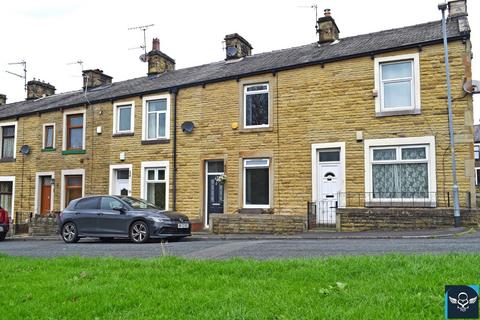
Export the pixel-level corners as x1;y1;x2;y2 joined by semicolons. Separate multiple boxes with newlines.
0;41;473;225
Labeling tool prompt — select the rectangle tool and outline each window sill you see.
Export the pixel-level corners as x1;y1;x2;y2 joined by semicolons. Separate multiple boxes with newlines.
239;127;274;133
62;149;86;155
113;132;135;138
0;158;15;163
141;139;170;145
41;148;56;152
375;108;421;117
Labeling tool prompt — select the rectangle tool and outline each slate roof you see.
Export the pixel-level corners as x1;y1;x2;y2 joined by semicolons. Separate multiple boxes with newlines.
0;17;469;121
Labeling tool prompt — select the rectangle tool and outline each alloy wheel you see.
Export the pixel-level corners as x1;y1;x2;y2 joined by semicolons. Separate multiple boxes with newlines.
131;221;149;243
62;223;79;243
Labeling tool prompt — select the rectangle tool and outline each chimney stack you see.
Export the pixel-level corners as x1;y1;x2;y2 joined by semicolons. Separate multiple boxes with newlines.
448;0;467;17
27;79;56;100
147;38;175;76
224;33;253;60
316;9;340;44
0;94;6;106
82;69;113;90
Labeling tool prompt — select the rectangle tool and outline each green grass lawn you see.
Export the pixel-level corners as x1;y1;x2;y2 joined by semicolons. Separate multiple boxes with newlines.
0;254;479;319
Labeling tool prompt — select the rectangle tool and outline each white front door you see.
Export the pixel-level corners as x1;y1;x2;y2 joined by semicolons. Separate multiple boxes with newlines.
113;169;131;196
316;149;343;224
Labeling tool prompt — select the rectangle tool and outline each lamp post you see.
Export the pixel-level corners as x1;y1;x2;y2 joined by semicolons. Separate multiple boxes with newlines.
439;2;461;227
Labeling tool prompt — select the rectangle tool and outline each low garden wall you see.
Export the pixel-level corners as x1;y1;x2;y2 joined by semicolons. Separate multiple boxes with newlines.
210;214;306;234
337;207;480;231
29;214;59;236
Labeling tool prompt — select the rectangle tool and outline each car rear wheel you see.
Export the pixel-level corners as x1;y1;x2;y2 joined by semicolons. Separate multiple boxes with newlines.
130;221;149;244
62;222;79;243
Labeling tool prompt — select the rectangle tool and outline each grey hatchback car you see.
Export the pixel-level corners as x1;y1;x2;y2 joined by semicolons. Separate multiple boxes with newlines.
58;195;191;243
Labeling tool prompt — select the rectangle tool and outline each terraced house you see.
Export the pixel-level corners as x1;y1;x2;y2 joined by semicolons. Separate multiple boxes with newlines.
0;1;475;232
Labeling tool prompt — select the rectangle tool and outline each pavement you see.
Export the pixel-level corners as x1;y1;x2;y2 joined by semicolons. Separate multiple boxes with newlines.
1;227;478;259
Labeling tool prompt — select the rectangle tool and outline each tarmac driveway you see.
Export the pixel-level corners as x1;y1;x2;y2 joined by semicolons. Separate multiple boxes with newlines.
1;232;479;259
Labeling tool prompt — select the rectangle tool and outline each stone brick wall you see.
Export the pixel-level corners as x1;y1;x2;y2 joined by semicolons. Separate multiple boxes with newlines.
29;214;59;236
337;208;480;231
210;214;306;234
0;40;474;231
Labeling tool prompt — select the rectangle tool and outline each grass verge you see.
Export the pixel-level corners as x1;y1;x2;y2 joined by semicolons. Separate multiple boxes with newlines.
0;254;479;319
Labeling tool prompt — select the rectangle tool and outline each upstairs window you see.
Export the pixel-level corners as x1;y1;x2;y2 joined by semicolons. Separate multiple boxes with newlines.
143;95;170;141
65;113;84;150
475;144;480;160
244;83;269;128
374;53;420;114
113;102;134;134
43;124;55;149
1;125;15;159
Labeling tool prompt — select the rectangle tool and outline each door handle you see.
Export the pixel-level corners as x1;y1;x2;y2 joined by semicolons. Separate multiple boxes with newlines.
75;212;81;215
97;213;104;216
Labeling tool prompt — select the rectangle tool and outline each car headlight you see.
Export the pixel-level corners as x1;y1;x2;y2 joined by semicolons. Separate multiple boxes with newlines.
151;217;170;223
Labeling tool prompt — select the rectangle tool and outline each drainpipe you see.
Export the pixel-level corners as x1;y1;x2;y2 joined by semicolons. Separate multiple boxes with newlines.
439;2;461;226
170;87;179;211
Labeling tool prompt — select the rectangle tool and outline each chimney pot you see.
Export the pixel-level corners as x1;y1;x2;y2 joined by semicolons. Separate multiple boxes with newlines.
316;8;340;44
224;33;253;60
152;38;160;51
26;80;55;100
147;37;175;76
82;69;113;90
0;94;6;106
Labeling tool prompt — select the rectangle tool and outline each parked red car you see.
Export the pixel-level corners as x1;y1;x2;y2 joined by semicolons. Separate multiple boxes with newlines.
0;207;9;241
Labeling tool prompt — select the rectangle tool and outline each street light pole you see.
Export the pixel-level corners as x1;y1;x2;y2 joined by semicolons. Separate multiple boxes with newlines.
439;2;461;227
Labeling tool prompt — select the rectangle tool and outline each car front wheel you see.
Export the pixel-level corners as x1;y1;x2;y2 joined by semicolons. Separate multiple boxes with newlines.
62;222;79;243
130;221;149;244
0;232;6;241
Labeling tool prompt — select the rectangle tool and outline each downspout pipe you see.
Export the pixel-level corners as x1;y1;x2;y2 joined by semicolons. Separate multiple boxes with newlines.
170;87;179;211
439;3;461;226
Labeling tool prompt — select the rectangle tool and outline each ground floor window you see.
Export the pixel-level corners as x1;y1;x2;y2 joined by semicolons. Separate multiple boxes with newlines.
371;145;429;198
65;175;83;207
145;168;166;210
244;159;270;208
0;181;13;214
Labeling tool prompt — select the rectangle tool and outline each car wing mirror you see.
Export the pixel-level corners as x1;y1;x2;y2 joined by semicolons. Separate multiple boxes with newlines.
112;206;126;214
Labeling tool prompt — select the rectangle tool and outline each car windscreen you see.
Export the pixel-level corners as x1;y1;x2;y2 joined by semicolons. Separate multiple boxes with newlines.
121;197;159;210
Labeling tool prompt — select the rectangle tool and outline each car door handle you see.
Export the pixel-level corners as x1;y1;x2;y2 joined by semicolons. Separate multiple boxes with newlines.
97;213;104;216
75;212;81;215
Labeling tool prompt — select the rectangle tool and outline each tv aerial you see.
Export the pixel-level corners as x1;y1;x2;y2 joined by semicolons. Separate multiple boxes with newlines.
67;60;84;71
128;24;154;62
297;4;319;25
5;60;27;91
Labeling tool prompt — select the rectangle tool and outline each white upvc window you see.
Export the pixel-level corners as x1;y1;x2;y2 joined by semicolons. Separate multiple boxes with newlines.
475;144;480;160
364;136;436;206
374;53;421;114
140;161;169;210
243;158;270;208
244;83;269;128
42;123;56;149
0;121;17;160
113;101;134;134
142;94;170;140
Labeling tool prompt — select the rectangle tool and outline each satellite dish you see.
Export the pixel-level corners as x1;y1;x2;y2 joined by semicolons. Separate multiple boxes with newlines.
181;121;194;133
20;145;30;155
139;54;147;62
463;80;480;94
226;46;238;58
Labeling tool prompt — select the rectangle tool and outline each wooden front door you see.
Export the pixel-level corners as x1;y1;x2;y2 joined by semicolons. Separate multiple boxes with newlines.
40;176;52;215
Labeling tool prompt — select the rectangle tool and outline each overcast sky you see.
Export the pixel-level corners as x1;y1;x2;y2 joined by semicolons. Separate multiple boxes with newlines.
1;0;478;121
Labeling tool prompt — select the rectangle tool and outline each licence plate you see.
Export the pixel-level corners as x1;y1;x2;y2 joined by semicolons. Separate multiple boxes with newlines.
0;226;3;232
178;223;189;229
